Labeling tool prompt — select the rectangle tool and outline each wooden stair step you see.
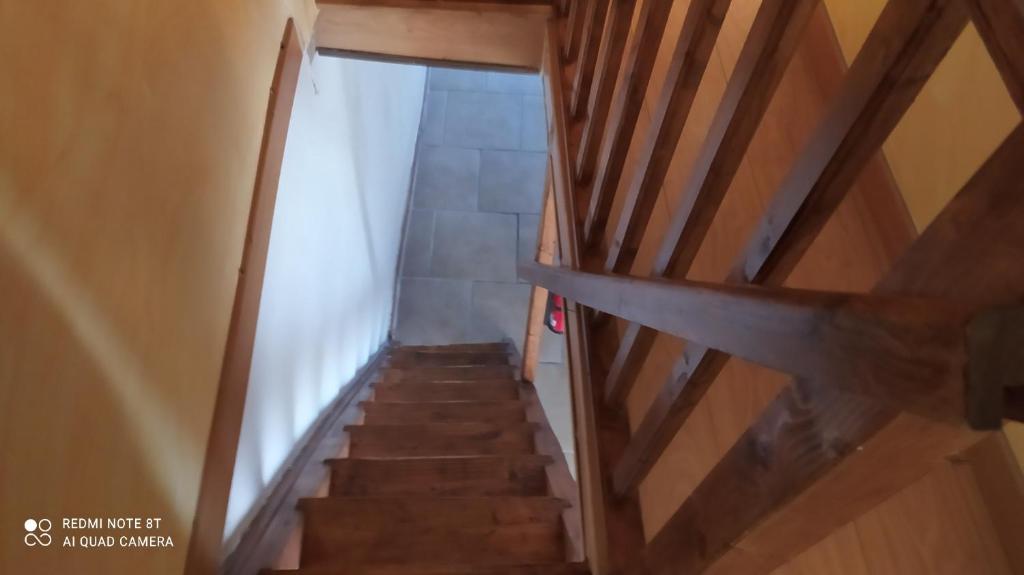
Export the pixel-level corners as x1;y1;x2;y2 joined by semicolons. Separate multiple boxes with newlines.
264;562;588;575
395;342;511;354
374;381;520;402
326;455;550;496
361;400;527;424
381;365;516;383
346;423;537;457
299;496;567;531
300;521;563;567
387;351;511;368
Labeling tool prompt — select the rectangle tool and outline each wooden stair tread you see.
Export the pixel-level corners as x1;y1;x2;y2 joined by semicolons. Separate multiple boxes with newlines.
394;342;511;354
360;400;527;424
265;563;587;575
386;351;511;367
381;365;516;383
326;455;550;496
300;496;567;529
346;423;537;457
300;521;563;567
374;381;520;402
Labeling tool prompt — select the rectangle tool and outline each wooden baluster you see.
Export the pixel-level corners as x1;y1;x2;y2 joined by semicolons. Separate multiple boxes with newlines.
639;119;1024;575
574;0;636;185
610;0;969;495
563;0;587;63
542;21;646;575
578;0;676;248
602;0;820;404
570;0;611;118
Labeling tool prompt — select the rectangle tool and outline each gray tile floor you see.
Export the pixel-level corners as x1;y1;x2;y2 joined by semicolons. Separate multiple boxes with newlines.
393;67;575;470
395;67;548;353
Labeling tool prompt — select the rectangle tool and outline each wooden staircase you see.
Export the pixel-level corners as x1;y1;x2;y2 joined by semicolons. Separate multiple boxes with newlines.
266;342;585;575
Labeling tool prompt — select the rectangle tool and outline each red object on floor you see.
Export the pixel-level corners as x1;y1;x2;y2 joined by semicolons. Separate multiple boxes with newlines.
545;293;565;334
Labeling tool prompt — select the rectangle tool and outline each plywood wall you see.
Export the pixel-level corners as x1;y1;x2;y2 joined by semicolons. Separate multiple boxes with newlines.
0;1;319;573
596;0;1019;572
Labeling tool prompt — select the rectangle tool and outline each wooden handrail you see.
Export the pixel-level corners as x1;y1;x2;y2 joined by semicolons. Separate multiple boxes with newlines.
519;260;980;419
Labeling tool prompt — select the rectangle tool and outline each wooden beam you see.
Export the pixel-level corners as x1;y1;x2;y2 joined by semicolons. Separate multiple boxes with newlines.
967;0;1024;113
583;0;729;254
569;0;611;118
574;0;636;185
579;0;676;250
609;0;970;492
640;121;1024;575
315;3;549;71
602;0;820;400
184;20;303;575
317;0;552;12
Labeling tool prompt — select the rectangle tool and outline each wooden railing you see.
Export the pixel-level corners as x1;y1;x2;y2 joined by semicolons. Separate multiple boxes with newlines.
521;0;1024;573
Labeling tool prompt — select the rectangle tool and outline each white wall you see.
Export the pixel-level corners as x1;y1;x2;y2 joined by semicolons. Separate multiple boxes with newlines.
223;53;425;542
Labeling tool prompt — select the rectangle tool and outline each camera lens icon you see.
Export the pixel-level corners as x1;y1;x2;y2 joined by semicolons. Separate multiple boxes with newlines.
24;518;52;547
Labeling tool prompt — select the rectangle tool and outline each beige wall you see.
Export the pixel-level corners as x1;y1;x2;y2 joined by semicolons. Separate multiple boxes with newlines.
0;1;318;572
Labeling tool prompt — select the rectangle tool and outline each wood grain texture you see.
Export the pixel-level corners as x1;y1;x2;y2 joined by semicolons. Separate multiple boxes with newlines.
522;261;969;419
317;0;553;11
639;121;1024;575
184;20;303;575
581;0;675;251
521;382;585;562
327;455;551;496
346;422;538;457
315;4;548;71
361;400;527;424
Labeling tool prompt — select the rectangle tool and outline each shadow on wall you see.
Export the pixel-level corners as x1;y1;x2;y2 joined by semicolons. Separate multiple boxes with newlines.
223;53;426;546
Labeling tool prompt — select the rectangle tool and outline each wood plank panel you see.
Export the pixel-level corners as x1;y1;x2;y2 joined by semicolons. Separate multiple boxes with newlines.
315;4;548;71
641;122;1024;575
580;0;675;250
612;0;970;492
521;261;969;421
574;0;637;185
